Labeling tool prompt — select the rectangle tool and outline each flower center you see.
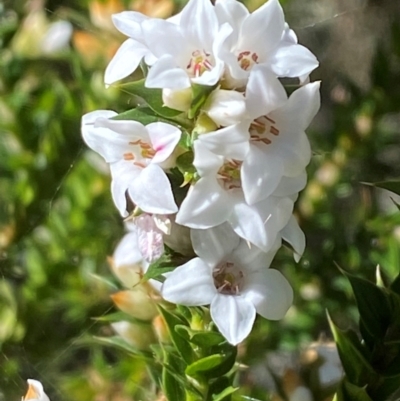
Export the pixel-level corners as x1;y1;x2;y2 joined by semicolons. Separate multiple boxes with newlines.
249;116;280;145
237;50;259;71
123;139;156;168
186;50;213;78
217;159;242;191
213;261;244;295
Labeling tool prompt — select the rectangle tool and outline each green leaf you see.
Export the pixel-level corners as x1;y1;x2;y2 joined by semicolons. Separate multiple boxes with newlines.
328;313;375;386
186;354;227;376
91;336;152;359
185;345;237;379
188;83;216;119
112;106;161;125
362;179;400;196
336;380;373;401
119;79;182;118
143;253;175;282
342;270;392;338
390;273;400;295
162;350;186;401
92;311;149;325
158;306;194;364
176;151;196;174
211;386;238;401
207;376;231;401
175;325;226;347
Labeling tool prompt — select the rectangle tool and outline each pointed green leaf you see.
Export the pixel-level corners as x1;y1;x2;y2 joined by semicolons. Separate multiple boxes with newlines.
162;350;186;401
175;325;225;347
119;79;182;118
158;306;194;364
337;380;373;401
342;270;392;338
328;313;374;386
91;336;152;360
185;346;237;379
211;386;238;401
367;180;400;195
188;83;217;119
113;106;162;125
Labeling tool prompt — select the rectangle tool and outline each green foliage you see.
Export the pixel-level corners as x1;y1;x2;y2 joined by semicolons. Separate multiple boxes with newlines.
331;270;400;400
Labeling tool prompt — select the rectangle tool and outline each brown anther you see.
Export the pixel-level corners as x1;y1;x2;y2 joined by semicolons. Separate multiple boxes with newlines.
270;126;280;136
123;152;135;160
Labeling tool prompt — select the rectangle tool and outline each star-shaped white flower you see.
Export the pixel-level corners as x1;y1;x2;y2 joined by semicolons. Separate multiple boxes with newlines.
106;0;232;89
81;110;180;217
176;141;297;252
215;0;318;89
162;224;293;345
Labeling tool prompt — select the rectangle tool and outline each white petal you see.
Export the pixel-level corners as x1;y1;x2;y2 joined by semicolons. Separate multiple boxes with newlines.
211;294;256;345
128;164;178;214
240;0;285;57
193;140;224;176
95;115;148;139
254;196;294;234
180;0;218;49
228;198;269;251
112;11;149;38
142;19;184;59
243;269;293;320
136;215;165;263
197;121;250;160
82;110;125;162
271;81;321;131
176;177;233;229
280;215;305;262
204;89;247;127
279;132;312;176
147;122;181;164
271;43;319;79
110;161;141;217
105;39;149;85
146;55;191;89
191;223;240;264
231;237;281;271
162;258;216;305
24;379;50;401
241;144;284;205
274;171;307;197
114;231;142;267
246;66;287;119
215;0;248;33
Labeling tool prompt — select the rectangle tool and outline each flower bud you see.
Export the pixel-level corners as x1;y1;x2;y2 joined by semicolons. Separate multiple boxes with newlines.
111;321;155;350
204;89;247;127
23;379;50;401
152;315;170;344
163;216;194;257
193;113;218;137
111;288;158;320
162;88;193;112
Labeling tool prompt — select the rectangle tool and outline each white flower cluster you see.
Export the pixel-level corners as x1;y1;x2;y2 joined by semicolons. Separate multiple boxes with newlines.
82;0;320;345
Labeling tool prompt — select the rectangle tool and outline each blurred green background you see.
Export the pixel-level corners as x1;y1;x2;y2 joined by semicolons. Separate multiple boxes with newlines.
1;0;400;400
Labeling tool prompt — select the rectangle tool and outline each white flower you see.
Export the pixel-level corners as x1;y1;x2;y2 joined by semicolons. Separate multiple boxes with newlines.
203;89;247;127
215;0;318;89
22;380;50;401
162;224;293;345
198;82;320;206
176;141;295;252
241;81;320;204
106;0;232;89
81;110;180;216
111;223;163;290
